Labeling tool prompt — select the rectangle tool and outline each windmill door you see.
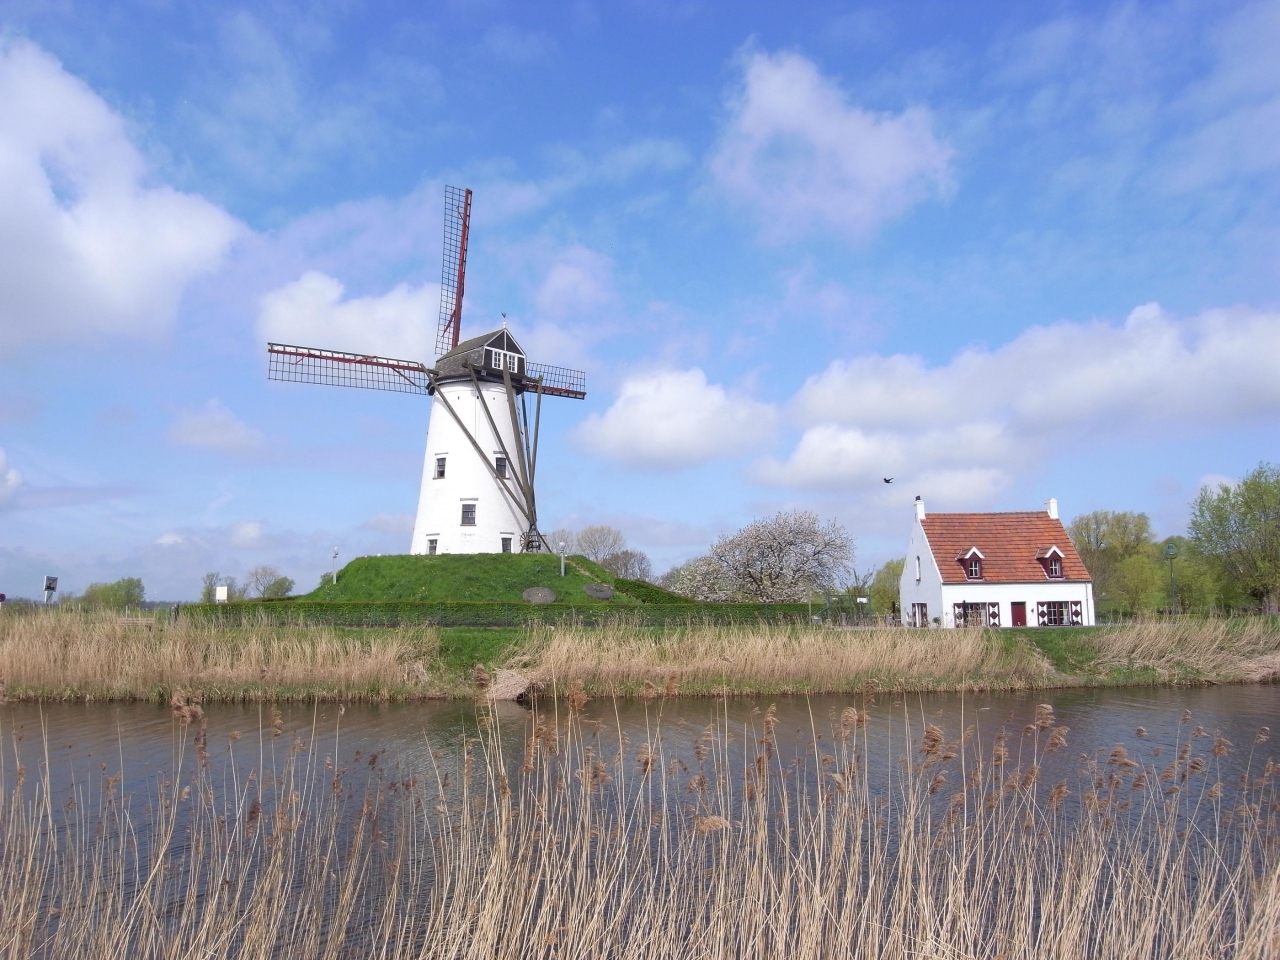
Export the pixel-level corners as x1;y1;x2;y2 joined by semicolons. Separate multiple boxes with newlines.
1010;602;1027;627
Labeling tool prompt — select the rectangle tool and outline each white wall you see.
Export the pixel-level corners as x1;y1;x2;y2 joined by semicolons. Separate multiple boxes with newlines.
409;380;530;555
936;580;1095;627
898;516;944;626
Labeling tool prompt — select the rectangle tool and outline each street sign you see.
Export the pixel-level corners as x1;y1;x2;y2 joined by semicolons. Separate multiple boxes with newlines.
43;576;58;592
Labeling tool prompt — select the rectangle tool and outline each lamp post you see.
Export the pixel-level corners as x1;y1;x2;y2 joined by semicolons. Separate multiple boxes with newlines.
1163;542;1178;615
558;541;566;577
331;547;339;588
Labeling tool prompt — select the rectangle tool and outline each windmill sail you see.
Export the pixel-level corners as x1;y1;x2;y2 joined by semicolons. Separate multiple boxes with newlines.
268;343;431;395
435;185;472;358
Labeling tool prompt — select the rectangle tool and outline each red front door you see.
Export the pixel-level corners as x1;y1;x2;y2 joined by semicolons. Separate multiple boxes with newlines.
1011;602;1027;627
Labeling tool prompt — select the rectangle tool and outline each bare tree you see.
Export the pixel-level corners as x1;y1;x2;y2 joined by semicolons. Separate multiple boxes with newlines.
601;549;653;582
671;511;853;602
246;565;294;599
575;525;627;563
547;528;577;554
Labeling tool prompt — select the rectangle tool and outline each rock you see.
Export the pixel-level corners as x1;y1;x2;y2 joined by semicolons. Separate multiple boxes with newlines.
523;587;556;604
583;582;614;600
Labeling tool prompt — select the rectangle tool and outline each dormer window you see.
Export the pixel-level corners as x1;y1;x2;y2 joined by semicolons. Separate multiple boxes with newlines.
487;348;521;374
956;547;985;580
1037;546;1066;579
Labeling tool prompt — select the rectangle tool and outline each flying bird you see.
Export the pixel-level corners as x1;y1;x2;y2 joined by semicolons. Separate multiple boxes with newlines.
883;477;894;484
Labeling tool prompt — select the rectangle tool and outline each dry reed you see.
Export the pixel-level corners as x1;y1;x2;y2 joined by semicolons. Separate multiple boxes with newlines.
0;700;1275;958
519;618;1280;696
0;608;445;701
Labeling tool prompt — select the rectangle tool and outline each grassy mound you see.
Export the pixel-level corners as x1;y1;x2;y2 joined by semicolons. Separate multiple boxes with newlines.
302;553;638;605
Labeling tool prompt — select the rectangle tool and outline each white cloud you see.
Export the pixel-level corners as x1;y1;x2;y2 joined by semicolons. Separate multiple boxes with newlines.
229;520;263;547
257;271;438;360
761;303;1280;500
168;400;266;456
154;532;185;547
0;448;24;504
577;368;777;468
709;49;952;241
533;246;617;319
0;40;241;346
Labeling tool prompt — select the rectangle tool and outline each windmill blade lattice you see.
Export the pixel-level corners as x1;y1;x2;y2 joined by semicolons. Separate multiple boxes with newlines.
436;185;472;358
268;343;432;395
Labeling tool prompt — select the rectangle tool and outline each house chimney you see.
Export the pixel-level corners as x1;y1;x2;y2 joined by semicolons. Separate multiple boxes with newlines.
914;496;926;521
1045;498;1058;520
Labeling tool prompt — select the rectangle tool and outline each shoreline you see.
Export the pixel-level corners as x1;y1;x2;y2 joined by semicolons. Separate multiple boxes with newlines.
2;612;1278;703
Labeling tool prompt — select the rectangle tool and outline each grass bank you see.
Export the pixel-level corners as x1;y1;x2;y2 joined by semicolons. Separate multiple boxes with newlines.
1;705;1276;957
1;609;1278;702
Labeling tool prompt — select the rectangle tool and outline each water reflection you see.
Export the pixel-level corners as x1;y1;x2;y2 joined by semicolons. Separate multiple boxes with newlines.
3;684;1276;813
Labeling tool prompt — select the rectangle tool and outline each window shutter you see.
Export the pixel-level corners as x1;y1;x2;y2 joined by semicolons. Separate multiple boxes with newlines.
988;602;1000;627
1070;601;1082;626
953;603;964;627
1036;602;1048;626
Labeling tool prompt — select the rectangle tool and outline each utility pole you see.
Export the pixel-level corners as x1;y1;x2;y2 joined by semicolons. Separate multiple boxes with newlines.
1163;542;1178;614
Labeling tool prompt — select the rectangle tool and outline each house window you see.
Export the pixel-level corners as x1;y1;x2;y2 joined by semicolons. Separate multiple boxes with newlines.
915;556;921;582
495;456;507;479
1047;556;1063;578
911;602;928;627
501;537;512;553
1039;601;1068;626
966;557;982;580
434;457;446;479
461;504;476;526
954;602;993;628
428;539;438;555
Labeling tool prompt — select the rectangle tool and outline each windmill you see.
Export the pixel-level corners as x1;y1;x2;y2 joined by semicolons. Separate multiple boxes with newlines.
267;185;586;554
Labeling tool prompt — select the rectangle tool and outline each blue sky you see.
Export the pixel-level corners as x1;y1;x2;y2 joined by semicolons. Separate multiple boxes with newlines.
1;0;1278;600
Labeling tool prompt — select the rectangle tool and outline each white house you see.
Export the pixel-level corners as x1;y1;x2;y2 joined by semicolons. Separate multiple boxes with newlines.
898;497;1095;628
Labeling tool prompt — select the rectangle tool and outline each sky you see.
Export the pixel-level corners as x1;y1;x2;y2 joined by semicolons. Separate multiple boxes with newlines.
1;0;1278;600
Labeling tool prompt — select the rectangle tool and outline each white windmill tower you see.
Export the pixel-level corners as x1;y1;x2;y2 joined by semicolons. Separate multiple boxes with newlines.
267;186;586;554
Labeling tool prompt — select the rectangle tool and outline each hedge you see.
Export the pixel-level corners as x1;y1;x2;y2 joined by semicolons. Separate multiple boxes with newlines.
184;600;810;628
611;578;693;604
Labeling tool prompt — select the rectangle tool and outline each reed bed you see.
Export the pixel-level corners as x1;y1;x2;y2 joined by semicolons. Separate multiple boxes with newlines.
0;700;1276;958
519;618;1280;696
1091;619;1280;682
4;609;1279;703
0;609;444;701
519;620;1052;696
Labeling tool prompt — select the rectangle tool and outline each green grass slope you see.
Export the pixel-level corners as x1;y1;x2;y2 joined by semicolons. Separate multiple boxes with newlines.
301;553;639;605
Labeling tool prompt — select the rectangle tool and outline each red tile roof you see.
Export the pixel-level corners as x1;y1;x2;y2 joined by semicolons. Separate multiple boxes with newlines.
921;512;1092;584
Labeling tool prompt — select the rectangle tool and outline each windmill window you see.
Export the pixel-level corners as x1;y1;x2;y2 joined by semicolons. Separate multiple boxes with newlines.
434;457;446;479
461;504;476;526
428;539;438;555
966;557;983;580
501;537;512;553
495;456;508;479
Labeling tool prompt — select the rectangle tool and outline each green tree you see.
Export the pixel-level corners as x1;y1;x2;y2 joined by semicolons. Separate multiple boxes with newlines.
200;572;220;604
868;558;905;618
1068;511;1155;613
1189;463;1280;612
1114;554;1160;614
317;571;335;590
81;577;145;610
